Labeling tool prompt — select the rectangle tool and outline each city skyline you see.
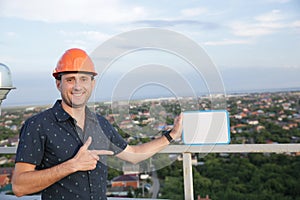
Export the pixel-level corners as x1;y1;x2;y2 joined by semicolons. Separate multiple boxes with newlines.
0;0;300;107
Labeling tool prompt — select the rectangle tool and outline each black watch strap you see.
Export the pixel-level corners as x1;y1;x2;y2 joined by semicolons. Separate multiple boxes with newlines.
162;129;174;143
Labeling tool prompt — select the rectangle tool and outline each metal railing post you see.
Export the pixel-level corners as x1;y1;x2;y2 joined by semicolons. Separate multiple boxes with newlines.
183;152;194;200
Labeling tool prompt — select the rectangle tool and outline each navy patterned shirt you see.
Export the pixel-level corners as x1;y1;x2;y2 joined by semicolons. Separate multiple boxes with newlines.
15;100;128;200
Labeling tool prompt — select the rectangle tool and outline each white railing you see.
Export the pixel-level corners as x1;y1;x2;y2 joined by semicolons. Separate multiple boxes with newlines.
1;144;300;200
161;144;300;200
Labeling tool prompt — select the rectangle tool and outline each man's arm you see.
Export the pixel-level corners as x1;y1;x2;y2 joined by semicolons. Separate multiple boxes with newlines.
12;137;113;197
116;113;183;164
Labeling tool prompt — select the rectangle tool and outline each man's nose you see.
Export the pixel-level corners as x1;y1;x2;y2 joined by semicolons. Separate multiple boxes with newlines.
73;79;82;89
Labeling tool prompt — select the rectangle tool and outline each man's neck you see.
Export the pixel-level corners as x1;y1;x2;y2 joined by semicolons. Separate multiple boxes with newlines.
61;102;86;129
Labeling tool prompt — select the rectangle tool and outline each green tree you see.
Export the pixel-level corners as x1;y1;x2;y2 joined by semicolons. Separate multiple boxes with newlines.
160;176;184;200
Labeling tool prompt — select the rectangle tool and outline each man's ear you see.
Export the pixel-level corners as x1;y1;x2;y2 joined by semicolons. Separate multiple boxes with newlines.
91;78;96;89
56;79;61;92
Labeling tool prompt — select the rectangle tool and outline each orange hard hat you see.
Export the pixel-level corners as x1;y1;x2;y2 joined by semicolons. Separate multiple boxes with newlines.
53;48;98;79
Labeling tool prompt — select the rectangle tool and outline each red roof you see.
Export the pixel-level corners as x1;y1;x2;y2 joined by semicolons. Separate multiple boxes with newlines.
0;174;9;187
112;174;139;182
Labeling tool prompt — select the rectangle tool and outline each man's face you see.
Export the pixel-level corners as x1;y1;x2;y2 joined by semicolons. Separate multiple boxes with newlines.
56;73;95;109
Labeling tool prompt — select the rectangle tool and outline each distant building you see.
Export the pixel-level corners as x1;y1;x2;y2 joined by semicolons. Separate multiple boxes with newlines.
0;174;9;188
197;194;211;200
122;163;140;175
111;174;139;189
247;120;259;125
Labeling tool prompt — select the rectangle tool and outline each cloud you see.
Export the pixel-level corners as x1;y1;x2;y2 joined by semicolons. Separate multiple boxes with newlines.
266;0;291;3
230;22;276;37
59;30;111;42
4;31;18;38
230;10;287;37
255;9;284;22
58;30;114;50
0;0;148;24
63;39;89;50
204;39;253;46
180;7;207;17
0;55;16;64
133;19;219;29
291;20;300;28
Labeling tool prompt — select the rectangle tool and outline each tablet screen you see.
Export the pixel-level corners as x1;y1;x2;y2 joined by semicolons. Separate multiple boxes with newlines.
182;110;230;145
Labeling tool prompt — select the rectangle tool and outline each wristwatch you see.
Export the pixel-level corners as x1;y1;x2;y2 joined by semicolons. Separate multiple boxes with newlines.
162;129;174;143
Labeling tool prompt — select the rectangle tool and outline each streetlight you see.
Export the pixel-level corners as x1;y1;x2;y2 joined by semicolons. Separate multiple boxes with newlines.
0;63;15;114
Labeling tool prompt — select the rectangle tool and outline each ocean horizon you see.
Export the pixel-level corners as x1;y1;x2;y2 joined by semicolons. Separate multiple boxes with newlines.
2;86;300;108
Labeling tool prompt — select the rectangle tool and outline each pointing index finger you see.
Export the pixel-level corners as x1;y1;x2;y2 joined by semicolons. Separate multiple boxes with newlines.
91;150;114;156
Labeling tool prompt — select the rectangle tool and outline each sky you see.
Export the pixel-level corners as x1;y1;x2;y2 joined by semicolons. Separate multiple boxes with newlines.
0;0;300;107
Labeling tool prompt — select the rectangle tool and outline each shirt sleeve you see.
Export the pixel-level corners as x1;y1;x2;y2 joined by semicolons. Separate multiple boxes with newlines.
15;115;45;166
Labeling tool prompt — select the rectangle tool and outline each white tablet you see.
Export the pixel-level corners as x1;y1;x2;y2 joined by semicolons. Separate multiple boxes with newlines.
182;110;230;145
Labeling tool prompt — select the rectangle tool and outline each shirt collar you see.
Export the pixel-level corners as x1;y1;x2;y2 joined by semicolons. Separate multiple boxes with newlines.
52;100;71;122
52;100;98;123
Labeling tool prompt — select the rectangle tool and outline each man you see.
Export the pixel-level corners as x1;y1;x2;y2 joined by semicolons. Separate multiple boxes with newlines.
12;48;183;199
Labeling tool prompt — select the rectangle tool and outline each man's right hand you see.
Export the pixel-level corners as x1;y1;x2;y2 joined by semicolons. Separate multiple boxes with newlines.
72;136;114;171
12;136;114;197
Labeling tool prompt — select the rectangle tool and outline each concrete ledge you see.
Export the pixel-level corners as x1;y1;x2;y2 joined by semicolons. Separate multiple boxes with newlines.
160;143;300;153
1;144;300;155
